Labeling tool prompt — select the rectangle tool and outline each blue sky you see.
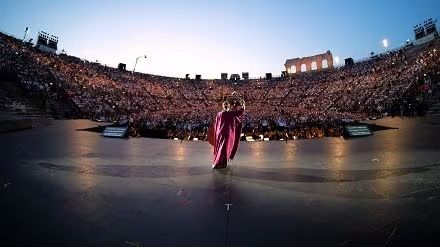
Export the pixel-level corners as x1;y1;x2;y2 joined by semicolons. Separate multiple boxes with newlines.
1;0;439;78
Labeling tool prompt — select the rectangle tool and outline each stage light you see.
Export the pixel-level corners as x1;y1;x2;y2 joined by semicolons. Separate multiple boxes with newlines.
334;56;340;64
382;39;388;48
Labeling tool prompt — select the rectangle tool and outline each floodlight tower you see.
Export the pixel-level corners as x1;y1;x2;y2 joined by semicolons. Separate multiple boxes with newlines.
23;27;29;42
133;54;147;73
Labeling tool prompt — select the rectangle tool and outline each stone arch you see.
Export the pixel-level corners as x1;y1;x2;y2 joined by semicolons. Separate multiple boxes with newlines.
322;59;328;69
311;61;317;70
284;50;334;74
290;65;297;73
300;64;307;72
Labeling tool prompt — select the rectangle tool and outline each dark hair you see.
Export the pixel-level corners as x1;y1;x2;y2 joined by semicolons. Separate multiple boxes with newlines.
222;101;230;110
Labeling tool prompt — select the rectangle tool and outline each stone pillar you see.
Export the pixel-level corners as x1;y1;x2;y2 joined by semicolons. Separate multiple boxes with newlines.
316;59;322;71
328;58;334;69
306;60;311;72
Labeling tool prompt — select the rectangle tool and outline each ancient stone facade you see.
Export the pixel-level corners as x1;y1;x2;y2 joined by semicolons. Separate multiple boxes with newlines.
285;50;334;74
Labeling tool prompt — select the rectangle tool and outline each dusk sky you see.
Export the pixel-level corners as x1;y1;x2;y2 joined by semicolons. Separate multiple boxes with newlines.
1;0;439;78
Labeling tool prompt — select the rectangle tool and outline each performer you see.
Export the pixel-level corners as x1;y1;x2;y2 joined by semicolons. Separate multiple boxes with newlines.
228;100;243;161
212;93;245;169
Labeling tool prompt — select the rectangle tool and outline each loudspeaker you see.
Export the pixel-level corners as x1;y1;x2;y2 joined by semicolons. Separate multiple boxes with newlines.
118;63;126;71
344;58;354;66
195;75;201;80
265;73;272;80
221;73;228;80
185;74;190;79
242;72;249;80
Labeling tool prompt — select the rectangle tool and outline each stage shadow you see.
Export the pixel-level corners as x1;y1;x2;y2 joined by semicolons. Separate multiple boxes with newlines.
367;123;398;132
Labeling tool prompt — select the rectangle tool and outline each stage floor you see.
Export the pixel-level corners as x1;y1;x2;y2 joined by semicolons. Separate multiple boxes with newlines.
1;116;440;246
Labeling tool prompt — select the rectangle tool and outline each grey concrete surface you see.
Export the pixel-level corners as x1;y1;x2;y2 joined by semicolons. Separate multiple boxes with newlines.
1;117;440;246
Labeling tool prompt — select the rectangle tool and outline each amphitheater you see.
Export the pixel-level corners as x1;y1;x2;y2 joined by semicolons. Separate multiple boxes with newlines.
1;31;440;139
1;28;440;246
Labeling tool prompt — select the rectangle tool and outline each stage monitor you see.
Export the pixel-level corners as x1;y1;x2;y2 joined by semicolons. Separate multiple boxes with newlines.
102;126;129;138
344;125;372;137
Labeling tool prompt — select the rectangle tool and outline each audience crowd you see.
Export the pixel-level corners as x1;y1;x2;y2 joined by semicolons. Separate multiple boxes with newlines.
1;31;439;140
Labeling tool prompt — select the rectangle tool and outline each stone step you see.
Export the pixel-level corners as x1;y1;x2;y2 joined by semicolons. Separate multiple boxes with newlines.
427;110;440;115
31;117;53;128
0;97;45;104
16;112;48;116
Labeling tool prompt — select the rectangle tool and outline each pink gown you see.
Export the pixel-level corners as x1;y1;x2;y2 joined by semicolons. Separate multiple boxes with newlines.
212;108;244;169
229;119;242;161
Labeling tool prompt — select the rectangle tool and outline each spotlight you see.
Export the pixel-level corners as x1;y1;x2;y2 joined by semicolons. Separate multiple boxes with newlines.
382;39;389;48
